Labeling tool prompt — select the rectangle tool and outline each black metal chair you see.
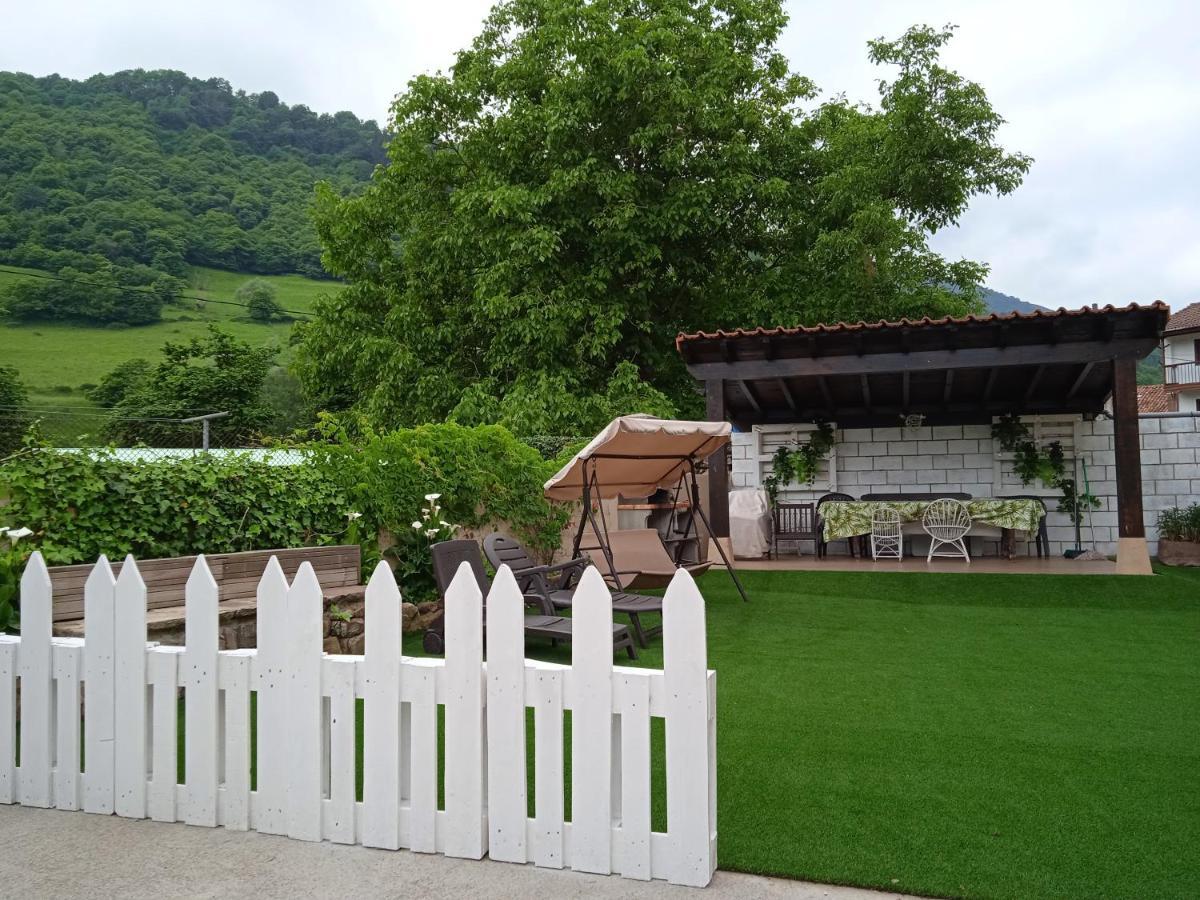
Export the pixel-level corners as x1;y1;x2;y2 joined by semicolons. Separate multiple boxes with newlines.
770;502;818;558
815;492;860;558
425;540;636;658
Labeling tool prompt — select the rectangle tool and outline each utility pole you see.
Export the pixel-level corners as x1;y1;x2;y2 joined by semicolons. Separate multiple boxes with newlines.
179;412;231;451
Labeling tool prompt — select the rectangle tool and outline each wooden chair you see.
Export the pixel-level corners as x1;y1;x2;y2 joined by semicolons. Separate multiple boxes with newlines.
426;540;636;658
482;534;663;647
816;492;861;558
770;502;818;558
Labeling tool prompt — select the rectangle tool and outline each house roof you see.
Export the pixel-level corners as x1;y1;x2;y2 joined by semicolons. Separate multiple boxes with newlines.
1137;384;1177;414
676;303;1168;428
675;302;1169;346
1165;302;1200;335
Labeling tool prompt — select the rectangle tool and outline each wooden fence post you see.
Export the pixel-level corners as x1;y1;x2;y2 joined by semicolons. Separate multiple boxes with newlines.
443;561;485;859
485;565;527;863
253;556;290;835
286;561;324;841
83;556;116;815
362;561;402;850
663;568;714;886
18;551;53;808
114;555;147;818
570;566;614;875
184;555;220;827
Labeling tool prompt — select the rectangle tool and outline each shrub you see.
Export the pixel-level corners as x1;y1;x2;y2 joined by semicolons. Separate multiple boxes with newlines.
0;366;29;456
1157;504;1200;543
0;443;350;565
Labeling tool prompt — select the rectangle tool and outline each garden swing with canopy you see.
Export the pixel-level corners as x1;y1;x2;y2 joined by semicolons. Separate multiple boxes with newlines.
544;415;749;602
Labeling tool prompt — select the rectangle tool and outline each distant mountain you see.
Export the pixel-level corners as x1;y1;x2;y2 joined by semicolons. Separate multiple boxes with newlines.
980;287;1046;315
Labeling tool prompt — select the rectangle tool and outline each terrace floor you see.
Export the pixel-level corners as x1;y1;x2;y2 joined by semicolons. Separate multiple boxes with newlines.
736;554;1117;575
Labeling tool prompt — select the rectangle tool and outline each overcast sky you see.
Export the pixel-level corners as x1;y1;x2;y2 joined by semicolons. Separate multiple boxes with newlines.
5;0;1198;310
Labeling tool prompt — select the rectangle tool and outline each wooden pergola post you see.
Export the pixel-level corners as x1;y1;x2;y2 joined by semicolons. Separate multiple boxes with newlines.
1112;356;1152;575
705;379;730;539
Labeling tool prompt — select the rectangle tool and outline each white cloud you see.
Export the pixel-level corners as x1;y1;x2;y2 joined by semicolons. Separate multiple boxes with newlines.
4;0;1197;309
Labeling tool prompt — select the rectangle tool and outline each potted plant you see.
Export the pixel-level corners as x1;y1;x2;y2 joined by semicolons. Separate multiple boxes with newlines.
1156;503;1200;566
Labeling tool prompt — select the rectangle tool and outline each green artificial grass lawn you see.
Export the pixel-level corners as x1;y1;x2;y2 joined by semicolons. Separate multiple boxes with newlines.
168;565;1197;898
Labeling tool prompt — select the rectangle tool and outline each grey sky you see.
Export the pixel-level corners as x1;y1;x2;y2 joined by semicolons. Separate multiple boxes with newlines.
4;0;1198;310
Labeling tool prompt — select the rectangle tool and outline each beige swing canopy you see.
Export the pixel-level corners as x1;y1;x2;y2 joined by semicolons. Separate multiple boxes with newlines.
544;414;747;602
543;415;731;501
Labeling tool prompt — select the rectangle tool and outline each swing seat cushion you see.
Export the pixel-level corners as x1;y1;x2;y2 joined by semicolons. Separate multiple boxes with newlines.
582;528;711;590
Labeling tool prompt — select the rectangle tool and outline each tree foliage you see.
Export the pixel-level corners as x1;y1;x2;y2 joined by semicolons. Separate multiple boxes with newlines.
0;365;29;456
296;3;1030;432
102;327;276;446
0;68;386;312
236;278;284;322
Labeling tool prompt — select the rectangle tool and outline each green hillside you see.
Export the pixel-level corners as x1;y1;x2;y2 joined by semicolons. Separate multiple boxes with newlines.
0;264;334;439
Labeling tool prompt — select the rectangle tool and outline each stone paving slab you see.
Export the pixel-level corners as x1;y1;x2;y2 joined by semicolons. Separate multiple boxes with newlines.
0;806;922;900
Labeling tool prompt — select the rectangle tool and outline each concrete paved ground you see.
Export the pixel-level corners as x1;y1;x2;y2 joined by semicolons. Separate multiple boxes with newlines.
0;806;920;900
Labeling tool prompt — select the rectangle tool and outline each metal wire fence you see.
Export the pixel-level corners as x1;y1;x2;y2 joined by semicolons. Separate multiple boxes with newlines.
0;407;303;464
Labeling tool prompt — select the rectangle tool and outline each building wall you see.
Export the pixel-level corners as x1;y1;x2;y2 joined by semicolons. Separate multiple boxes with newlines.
729;413;1200;557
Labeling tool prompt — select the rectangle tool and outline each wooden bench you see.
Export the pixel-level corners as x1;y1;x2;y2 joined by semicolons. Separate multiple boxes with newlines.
49;545;366;647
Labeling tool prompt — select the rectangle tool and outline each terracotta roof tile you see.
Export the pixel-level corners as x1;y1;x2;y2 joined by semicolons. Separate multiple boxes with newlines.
1165;301;1200;334
675;301;1170;349
1137;384;1176;414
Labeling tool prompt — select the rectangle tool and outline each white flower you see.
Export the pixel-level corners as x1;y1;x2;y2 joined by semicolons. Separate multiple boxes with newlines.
424;493;441;502
424;528;439;538
346;511;362;521
422;511;430;520
7;527;33;543
411;521;423;529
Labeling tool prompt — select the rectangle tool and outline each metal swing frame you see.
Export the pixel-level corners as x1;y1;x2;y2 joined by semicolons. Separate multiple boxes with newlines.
568;452;749;603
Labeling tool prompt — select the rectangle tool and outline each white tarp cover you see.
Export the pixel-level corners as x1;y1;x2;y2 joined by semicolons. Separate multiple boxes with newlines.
729;488;771;559
544;415;731;501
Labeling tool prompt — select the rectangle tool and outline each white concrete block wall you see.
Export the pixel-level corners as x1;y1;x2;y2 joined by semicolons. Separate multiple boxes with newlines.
730;413;1200;558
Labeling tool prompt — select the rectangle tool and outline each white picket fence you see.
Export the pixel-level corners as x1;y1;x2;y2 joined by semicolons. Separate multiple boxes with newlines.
0;553;717;887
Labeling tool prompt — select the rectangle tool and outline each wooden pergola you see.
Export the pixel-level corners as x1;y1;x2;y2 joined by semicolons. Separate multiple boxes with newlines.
676;303;1169;574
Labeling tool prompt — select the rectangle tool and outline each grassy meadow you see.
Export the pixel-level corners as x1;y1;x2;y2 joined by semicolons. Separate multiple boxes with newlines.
0;265;337;440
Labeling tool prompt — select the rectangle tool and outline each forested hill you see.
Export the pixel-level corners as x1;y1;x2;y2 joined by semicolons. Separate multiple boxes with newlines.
0;70;386;320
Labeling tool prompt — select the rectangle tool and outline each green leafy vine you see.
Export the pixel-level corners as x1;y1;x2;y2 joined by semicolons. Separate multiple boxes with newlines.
762;423;835;503
991;415;1100;525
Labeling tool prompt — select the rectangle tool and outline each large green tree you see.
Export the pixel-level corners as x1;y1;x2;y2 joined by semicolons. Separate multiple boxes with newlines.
296;2;1030;432
104;327;276;446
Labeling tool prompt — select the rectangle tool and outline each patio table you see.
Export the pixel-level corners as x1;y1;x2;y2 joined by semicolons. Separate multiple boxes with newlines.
820;499;1044;544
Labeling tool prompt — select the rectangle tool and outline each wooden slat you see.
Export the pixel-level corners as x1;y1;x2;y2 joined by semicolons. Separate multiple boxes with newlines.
0;636;17;804
362;562;402;850
286;562;324;842
52;639;84;811
220;650;253;831
148;647;181;822
485;566;527;863
570;566;615;874
324;656;357;844
113;556;148;818
253;557;290;835
406;659;438;854
531;666;565;868
19;552;54;808
618;674;652;880
83;556;116;815
663;569;713;886
184;556;220;827
443;562;485;859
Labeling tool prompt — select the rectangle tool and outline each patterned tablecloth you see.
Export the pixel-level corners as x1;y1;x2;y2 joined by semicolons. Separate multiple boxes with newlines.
820;499;1044;542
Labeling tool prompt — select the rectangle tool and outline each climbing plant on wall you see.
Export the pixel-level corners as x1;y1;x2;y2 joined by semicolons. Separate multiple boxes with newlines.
762;423;836;503
991;415;1100;525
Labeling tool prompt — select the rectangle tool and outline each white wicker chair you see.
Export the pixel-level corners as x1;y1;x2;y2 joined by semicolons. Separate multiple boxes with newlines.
922;498;972;562
870;507;902;560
